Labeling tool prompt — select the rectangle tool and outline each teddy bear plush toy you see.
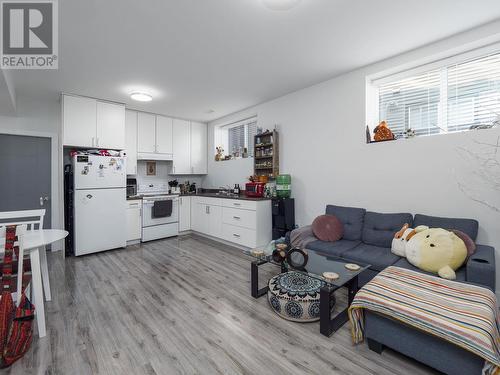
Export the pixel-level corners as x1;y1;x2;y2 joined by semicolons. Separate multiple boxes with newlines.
405;227;468;280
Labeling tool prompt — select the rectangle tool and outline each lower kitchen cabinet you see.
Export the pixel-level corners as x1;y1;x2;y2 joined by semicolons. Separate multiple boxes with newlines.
190;196;271;248
126;200;142;242
179;196;191;232
191;197;222;237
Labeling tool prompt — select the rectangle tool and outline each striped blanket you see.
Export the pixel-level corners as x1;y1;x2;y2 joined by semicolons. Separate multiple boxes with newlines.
348;266;500;375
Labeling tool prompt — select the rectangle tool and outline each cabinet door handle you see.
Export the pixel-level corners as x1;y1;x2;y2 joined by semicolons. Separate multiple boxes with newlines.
233;216;241;220
233;203;241;206
233;234;241;238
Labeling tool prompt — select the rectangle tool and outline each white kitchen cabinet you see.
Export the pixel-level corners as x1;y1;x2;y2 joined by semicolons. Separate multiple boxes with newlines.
190;197;221;237
172;119;191;174
189;196;271;248
156;116;173;155
96;101;125;149
62;94;125;149
125;110;138;175
137;112;156;153
179;196;191;232
62;95;97;147
191;199;208;234
126;200;142;242
207;204;223;238
190;122;207;174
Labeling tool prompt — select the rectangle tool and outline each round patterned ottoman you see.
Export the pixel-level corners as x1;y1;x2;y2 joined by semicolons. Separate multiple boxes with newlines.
267;271;335;322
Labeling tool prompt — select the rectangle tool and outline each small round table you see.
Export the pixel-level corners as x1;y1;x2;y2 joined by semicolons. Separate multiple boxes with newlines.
1;229;68;338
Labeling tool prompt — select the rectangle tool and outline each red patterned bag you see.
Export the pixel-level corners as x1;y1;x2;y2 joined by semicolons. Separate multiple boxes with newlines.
0;225;35;368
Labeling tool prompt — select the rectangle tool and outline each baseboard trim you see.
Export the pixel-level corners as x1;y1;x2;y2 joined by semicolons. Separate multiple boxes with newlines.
182;231;251;251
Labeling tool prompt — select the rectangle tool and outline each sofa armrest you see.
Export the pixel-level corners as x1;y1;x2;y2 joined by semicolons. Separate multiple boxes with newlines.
466;244;496;291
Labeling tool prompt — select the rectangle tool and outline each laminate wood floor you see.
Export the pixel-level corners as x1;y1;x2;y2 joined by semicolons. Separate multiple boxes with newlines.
6;235;438;375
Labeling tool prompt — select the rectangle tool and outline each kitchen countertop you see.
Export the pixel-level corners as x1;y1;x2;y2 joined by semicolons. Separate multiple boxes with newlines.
180;192;271;201
127;196;143;200
127;192;272;201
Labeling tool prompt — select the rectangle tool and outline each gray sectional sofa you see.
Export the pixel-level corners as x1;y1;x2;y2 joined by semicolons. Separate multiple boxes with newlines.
305;204;496;291
302;204;496;375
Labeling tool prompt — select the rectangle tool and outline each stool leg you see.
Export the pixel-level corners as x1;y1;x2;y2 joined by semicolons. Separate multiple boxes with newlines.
39;245;52;301
30;249;46;338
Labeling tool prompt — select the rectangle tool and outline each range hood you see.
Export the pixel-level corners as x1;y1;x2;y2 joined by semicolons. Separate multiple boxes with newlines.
137;152;173;161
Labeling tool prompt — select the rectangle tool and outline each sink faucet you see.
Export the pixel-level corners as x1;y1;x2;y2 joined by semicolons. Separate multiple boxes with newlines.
218;185;233;195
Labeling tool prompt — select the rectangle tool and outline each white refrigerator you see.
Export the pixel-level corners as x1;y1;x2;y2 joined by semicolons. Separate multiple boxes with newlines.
73;155;126;256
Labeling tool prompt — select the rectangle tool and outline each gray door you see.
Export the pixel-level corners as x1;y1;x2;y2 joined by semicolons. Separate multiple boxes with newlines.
0;134;51;228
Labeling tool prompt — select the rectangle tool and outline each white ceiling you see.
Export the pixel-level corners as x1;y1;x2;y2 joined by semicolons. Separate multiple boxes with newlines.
7;0;500;121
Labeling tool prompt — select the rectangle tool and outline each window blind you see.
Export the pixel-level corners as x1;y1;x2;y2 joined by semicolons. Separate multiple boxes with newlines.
447;53;500;132
376;51;500;137
225;116;257;157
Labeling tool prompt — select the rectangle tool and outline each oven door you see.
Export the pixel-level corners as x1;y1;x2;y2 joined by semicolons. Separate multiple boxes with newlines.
142;198;179;227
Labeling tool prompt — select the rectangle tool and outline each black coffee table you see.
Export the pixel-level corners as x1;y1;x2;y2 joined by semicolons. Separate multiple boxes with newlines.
248;249;370;336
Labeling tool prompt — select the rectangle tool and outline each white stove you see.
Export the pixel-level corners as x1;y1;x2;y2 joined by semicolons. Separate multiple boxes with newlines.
137;182;179;242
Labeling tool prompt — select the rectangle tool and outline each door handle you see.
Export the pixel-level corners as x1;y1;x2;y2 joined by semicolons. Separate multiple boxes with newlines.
233;216;241;220
233;234;241;238
86;194;93;199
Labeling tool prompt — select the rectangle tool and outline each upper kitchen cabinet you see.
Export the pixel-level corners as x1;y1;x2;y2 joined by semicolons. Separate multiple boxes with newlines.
136;112;174;160
172;119;191;174
156;116;173;156
62;94;125;149
96;101;125;149
62;95;96;147
172;120;207;175
137;112;156;153
191;122;207;174
125;110;138;175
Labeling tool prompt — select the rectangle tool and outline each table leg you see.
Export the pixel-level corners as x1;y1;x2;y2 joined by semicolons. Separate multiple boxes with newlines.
38;245;52;301
251;260;269;298
320;275;359;337
30;249;46;338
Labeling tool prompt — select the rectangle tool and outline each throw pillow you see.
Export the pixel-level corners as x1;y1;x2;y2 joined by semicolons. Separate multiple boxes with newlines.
312;215;344;242
450;229;476;259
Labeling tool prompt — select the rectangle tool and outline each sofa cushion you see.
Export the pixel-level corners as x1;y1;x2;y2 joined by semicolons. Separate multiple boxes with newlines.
393;258;466;282
306;239;361;257
342;244;400;272
362;211;413;248
325;205;366;241
413;214;478;241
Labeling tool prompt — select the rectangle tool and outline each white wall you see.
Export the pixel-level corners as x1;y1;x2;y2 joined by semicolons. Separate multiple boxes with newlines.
206;21;500;289
0;95;63;248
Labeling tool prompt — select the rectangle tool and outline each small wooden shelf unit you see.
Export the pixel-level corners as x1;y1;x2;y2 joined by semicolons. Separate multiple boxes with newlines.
253;130;279;178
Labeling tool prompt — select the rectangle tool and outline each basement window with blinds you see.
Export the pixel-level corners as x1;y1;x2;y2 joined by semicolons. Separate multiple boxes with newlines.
215;116;257;160
369;49;500;140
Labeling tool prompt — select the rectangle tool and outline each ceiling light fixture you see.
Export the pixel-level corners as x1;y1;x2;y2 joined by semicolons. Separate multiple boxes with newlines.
262;0;301;11
130;91;153;102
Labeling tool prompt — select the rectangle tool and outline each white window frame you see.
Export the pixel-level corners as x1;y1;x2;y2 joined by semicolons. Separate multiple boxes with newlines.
214;115;258;159
366;42;500;139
